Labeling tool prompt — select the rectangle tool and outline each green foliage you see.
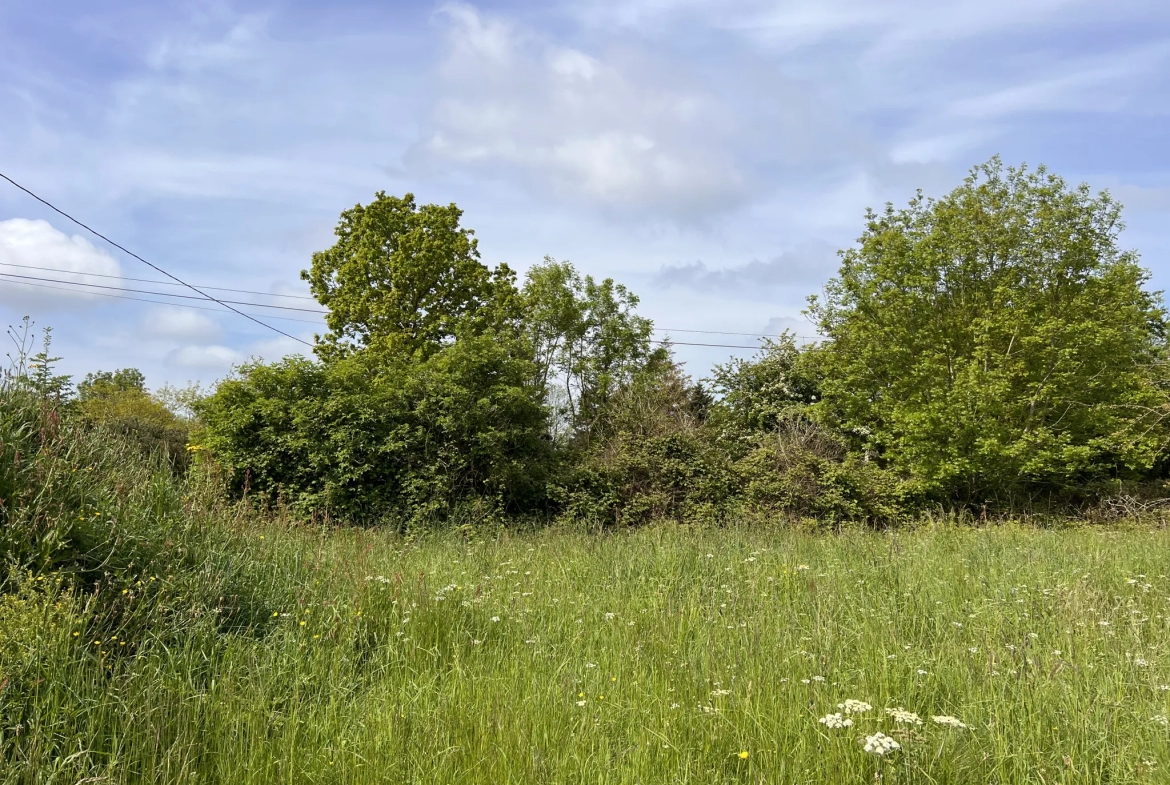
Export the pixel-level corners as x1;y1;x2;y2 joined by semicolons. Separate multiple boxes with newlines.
707;334;820;450
6;319;72;400
734;415;913;523
76;367;190;472
555;363;737;526
0;380;284;643
522;257;666;441
195;334;550;525
303;191;518;359
809;157;1168;504
77;368;147;400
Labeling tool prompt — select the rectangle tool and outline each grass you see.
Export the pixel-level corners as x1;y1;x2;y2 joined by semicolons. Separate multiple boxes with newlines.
7;520;1170;783
4;387;1170;783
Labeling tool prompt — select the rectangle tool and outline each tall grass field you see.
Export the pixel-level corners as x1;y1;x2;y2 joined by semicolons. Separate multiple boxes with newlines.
4;392;1170;783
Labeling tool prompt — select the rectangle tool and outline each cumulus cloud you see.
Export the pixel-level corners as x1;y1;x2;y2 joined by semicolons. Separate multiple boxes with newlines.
653;242;839;296
0;219;123;309
145;307;222;344
415;3;748;216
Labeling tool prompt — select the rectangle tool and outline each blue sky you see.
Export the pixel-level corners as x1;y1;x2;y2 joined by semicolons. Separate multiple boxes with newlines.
1;0;1169;390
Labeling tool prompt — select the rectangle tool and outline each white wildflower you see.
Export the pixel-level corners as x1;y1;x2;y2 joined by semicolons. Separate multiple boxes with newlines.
838;699;872;714
931;715;968;729
863;732;901;756
885;707;922;725
1154;714;1170;726
818;713;853;729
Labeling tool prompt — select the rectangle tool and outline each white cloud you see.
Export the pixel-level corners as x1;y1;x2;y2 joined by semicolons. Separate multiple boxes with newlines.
0;219;123;309
416;3;748;216
167;344;244;371
145;306;222;344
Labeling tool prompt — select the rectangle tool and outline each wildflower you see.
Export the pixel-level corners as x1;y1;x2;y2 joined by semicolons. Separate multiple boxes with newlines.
576;700;586;707
605;612;615;621
811;675;825;682
916;669;928;675
796;564;810;571
711;689;731;696
885;708;922;725
490;616;500;623
838;699;872;714
586;662;597;668
670;703;680;710
818;713;853;729
931;715;968;729
737;751;749;760
1154;715;1170;726
863;732;901;755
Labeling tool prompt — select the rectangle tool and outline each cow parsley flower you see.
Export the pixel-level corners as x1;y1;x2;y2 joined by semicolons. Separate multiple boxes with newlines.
838;699;872;714
885;708;922;725
931;715;968;729
863;732;901;755
818;713;853;729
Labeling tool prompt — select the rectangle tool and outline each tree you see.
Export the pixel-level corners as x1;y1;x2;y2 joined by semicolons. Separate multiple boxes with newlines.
522;258;665;441
707;333;820;449
808;158;1167;503
302;192;518;359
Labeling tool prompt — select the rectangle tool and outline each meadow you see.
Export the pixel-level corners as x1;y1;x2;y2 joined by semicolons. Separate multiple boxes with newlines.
7;516;1170;784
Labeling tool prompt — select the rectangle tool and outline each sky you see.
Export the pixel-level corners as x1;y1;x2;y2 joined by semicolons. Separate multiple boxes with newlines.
1;0;1169;391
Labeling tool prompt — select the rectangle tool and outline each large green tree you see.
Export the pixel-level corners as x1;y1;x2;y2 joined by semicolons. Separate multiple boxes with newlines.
522;258;664;441
809;158;1167;503
303;192;518;358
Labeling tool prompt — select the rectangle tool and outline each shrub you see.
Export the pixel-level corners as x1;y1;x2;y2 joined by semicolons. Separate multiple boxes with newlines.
194;333;551;525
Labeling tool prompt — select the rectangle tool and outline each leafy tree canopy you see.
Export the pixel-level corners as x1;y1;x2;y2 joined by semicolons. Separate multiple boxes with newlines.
303;192;518;359
808;157;1167;503
522;257;665;441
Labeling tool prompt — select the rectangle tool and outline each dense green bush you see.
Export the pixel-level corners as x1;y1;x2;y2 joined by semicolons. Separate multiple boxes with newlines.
553;365;737;525
194;333;550;525
76;368;190;472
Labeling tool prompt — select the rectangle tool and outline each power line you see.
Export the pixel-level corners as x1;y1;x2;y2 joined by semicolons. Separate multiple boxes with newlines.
1;277;323;326
656;326;821;340
0;260;317;300
651;339;762;350
0;271;328;313
1;278;787;350
0;171;313;348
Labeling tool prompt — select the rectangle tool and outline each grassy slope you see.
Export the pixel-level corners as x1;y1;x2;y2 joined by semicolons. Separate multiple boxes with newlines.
8;521;1170;784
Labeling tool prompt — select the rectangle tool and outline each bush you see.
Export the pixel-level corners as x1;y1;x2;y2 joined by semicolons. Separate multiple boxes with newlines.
0;380;285;640
733;415;914;524
195;333;551;525
553;365;737;526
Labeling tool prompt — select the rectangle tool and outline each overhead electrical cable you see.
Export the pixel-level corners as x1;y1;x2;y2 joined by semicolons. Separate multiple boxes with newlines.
0;271;328;313
0;278;325;325
0;260;318;300
0;171;313;347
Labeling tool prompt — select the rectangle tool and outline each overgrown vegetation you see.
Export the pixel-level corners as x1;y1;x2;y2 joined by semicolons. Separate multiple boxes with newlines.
4;158;1170;782
184;158;1170;524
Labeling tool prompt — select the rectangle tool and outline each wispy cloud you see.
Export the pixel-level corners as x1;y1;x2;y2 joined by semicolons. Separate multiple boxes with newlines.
653;242;839;297
414;3;749;217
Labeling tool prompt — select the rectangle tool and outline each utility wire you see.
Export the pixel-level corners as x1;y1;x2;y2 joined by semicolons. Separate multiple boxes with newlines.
0;171;313;347
1;278;323;326
0;260;317;300
2;278;780;349
651;339;762;350
656;326;821;341
0;271;327;313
